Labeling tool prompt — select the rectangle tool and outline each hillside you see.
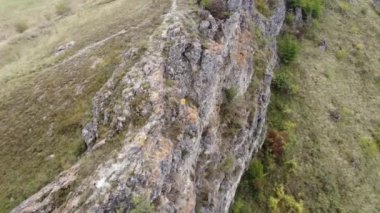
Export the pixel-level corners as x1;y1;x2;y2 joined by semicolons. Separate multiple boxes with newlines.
234;0;380;212
0;0;171;211
0;0;379;212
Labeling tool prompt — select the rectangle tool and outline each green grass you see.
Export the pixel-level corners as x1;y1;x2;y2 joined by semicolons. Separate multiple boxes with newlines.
234;0;380;212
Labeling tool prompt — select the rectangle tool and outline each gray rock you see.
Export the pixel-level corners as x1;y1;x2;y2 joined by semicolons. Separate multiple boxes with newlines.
373;0;380;8
319;39;327;52
199;16;218;39
55;41;75;56
12;0;286;212
82;122;97;148
199;9;211;20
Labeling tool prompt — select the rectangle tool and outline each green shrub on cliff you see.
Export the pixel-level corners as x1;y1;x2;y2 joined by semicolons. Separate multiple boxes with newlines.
288;0;322;18
256;0;271;16
269;185;304;213
277;34;299;65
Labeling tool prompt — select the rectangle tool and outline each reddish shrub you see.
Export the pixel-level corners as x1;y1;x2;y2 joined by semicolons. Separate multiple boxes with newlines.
265;130;288;160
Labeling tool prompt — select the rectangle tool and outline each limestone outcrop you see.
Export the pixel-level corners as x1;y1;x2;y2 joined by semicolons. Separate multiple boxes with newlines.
12;0;285;212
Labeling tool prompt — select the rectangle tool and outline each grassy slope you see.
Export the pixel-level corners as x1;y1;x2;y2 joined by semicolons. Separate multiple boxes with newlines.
234;0;380;212
0;0;170;212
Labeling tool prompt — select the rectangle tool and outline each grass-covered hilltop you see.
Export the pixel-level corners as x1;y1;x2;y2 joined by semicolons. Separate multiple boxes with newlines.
0;0;379;212
233;0;380;212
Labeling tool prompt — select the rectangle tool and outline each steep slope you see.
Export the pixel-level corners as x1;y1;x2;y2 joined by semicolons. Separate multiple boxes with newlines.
0;0;171;212
234;0;380;212
10;0;286;212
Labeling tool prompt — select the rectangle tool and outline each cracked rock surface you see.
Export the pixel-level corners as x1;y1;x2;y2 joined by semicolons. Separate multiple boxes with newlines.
12;0;285;212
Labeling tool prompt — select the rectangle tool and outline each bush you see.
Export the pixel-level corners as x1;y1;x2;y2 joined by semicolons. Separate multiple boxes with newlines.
130;196;154;213
200;0;229;19
220;88;247;138
56;1;71;16
256;0;271;17
278;34;299;65
221;154;235;173
269;185;303;213
223;88;237;104
338;2;350;14
231;198;249;213
246;160;265;190
272;72;290;93
288;0;322;18
14;21;28;33
200;0;210;8
335;49;346;61
265;130;288;161
360;137;379;158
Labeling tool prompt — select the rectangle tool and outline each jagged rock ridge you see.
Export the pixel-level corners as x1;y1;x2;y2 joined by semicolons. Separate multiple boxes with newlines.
12;0;285;212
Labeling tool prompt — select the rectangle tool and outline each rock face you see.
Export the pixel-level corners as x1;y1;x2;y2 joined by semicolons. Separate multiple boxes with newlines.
12;0;285;212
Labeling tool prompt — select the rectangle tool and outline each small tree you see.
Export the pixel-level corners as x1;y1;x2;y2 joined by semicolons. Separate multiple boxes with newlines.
278;34;299;65
265;130;288;161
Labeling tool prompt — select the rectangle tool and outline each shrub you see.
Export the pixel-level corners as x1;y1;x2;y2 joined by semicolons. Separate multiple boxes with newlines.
288;0;322;18
338;1;350;14
52;185;72;207
272;71;298;94
221;154;235;173
14;21;28;33
360;137;379;158
285;12;295;25
220;88;247;138
129;93;150;127
335;49;346;61
200;0;210;8
277;34;299;65
272;72;290;92
246;160;265;190
269;185;304;213
223;88;237;104
231;198;248;213
130;196;154;213
56;1;71;16
256;0;271;17
265;130;288;161
360;7;368;15
200;0;229;19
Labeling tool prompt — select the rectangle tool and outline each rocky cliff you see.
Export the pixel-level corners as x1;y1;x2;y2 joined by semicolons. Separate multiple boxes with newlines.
12;0;285;212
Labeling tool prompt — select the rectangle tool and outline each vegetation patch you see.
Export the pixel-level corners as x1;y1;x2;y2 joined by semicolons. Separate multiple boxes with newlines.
130;196;154;213
360;137;379;159
219;88;248;138
268;185;303;213
277;34;299;65
288;0;322;18
256;0;271;17
200;0;229;19
129;93;150;127
55;1;72;16
235;0;380;212
14;21;28;33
